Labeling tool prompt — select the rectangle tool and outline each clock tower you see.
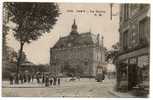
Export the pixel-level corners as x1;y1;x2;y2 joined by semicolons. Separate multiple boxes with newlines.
71;19;78;35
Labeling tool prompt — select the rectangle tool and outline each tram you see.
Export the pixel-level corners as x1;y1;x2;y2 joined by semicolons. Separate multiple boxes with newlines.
95;64;106;82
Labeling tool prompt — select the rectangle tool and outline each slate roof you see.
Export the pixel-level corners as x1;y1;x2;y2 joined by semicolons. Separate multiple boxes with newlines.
52;32;98;49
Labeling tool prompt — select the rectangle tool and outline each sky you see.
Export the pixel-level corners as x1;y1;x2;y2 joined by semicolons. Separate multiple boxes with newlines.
7;3;120;64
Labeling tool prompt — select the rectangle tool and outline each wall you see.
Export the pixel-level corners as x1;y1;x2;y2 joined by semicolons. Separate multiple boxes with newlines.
50;45;95;76
119;4;150;52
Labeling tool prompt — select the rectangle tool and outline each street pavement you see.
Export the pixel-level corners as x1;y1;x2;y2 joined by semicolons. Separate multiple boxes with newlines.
2;78;134;97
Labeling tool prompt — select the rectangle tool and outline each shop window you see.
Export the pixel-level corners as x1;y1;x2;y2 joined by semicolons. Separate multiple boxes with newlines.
119;62;128;80
138;55;149;82
142;66;149;81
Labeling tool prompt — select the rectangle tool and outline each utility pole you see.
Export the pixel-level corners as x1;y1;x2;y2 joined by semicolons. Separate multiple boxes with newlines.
110;4;113;20
101;36;104;64
97;34;100;65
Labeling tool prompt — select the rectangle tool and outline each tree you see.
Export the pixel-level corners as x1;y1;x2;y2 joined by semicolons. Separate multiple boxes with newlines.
3;3;12;71
2;47;17;80
7;2;60;83
6;47;17;63
3;47;28;77
105;42;120;63
2;46;28;79
5;47;27;64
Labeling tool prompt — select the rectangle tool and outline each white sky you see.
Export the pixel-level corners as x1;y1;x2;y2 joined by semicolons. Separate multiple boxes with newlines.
7;3;119;64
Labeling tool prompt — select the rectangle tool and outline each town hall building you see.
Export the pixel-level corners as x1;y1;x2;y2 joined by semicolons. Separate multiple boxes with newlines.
50;19;106;77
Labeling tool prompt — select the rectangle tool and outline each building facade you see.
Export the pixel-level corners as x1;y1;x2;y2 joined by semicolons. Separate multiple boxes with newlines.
117;4;150;91
50;20;105;77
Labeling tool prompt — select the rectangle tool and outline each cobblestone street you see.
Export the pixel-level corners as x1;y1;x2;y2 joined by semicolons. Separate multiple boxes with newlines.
2;78;120;97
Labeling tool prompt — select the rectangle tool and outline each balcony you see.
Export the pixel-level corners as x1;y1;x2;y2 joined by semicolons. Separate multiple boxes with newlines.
118;42;149;56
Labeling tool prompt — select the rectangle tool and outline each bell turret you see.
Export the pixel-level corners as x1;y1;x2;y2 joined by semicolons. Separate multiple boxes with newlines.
71;19;78;35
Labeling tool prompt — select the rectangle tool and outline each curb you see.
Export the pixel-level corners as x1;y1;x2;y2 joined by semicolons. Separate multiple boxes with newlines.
108;90;135;98
2;86;45;88
2;85;67;88
108;90;121;97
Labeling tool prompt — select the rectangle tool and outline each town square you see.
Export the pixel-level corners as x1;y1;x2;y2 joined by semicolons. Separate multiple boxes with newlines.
2;2;150;97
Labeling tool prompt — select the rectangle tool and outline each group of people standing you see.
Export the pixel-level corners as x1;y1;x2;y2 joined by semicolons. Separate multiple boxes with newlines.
42;73;61;87
9;71;61;87
9;72;34;85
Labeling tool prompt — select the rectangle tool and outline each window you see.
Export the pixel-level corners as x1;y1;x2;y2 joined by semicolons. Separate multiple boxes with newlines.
131;4;139;10
130;4;139;16
131;31;137;47
123;30;128;50
140;4;149;10
139;18;149;44
123;4;129;21
131;32;136;41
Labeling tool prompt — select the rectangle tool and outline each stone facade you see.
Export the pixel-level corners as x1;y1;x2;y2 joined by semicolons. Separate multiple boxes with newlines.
50;20;105;77
117;4;150;91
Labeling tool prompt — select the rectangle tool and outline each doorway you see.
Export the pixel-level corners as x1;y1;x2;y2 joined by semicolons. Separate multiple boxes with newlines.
128;64;137;90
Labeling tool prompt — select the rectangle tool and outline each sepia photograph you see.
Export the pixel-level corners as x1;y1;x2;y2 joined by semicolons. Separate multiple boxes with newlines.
1;1;150;98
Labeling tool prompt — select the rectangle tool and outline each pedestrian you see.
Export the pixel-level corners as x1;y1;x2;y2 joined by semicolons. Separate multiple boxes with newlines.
31;73;34;83
42;73;45;84
20;73;24;84
9;73;14;85
76;74;80;81
45;75;49;87
53;76;57;86
36;74;39;84
36;73;41;84
14;74;18;84
23;73;26;83
57;77;60;85
27;74;31;83
78;75;80;81
49;77;53;86
102;73;105;81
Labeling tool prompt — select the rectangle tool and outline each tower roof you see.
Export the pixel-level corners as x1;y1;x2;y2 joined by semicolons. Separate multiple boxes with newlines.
71;19;78;35
72;19;77;29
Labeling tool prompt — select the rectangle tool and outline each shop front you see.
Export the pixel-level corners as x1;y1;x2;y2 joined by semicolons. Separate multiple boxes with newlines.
117;47;149;92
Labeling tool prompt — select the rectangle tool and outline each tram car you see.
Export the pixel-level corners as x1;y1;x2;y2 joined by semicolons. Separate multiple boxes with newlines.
95;64;106;82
